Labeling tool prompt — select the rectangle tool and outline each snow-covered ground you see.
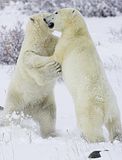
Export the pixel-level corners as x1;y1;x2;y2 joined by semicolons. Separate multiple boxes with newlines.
0;9;122;160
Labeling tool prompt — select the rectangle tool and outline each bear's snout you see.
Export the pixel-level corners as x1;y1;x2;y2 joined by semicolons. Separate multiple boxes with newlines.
43;18;54;29
48;22;54;29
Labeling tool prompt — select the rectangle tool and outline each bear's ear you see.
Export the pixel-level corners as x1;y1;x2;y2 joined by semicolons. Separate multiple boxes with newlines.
30;17;35;23
72;10;76;16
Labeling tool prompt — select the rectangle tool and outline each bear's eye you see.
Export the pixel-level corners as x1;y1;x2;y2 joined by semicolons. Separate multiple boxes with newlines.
72;10;75;13
30;18;35;22
55;12;58;14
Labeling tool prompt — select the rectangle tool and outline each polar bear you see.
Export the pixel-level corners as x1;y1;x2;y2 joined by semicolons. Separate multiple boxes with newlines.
2;13;61;138
44;8;122;142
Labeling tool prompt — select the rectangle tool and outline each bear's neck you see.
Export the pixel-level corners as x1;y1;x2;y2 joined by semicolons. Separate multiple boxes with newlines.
21;29;51;53
62;26;89;39
62;18;89;38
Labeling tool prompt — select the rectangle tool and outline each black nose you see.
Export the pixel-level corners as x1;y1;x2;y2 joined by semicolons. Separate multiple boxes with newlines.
48;22;54;29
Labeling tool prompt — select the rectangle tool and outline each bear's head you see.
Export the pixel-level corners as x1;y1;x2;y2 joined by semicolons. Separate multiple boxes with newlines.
43;8;87;34
26;13;51;35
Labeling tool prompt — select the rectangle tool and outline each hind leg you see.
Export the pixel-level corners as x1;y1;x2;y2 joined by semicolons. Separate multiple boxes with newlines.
78;117;104;143
76;104;105;143
38;103;56;138
25;95;56;138
105;117;122;142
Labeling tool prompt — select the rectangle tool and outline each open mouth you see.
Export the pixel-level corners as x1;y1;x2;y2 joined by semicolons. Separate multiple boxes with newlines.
48;22;54;29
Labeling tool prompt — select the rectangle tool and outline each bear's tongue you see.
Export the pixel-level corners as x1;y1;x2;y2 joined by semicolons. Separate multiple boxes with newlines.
48;22;54;29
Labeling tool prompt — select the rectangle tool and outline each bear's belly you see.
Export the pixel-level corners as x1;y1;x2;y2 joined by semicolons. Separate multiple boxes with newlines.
22;82;53;104
11;76;53;106
62;53;114;103
62;54;83;97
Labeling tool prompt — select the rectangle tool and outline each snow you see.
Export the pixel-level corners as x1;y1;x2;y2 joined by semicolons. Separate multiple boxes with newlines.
0;2;27;29
0;11;122;160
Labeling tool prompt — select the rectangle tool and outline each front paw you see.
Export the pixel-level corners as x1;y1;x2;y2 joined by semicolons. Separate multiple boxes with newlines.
46;60;62;78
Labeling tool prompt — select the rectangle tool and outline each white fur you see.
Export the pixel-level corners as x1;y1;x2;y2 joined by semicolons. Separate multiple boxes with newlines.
45;8;122;142
2;13;61;138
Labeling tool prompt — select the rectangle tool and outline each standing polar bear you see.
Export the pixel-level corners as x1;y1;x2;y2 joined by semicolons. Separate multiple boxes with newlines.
3;13;61;138
44;8;122;142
